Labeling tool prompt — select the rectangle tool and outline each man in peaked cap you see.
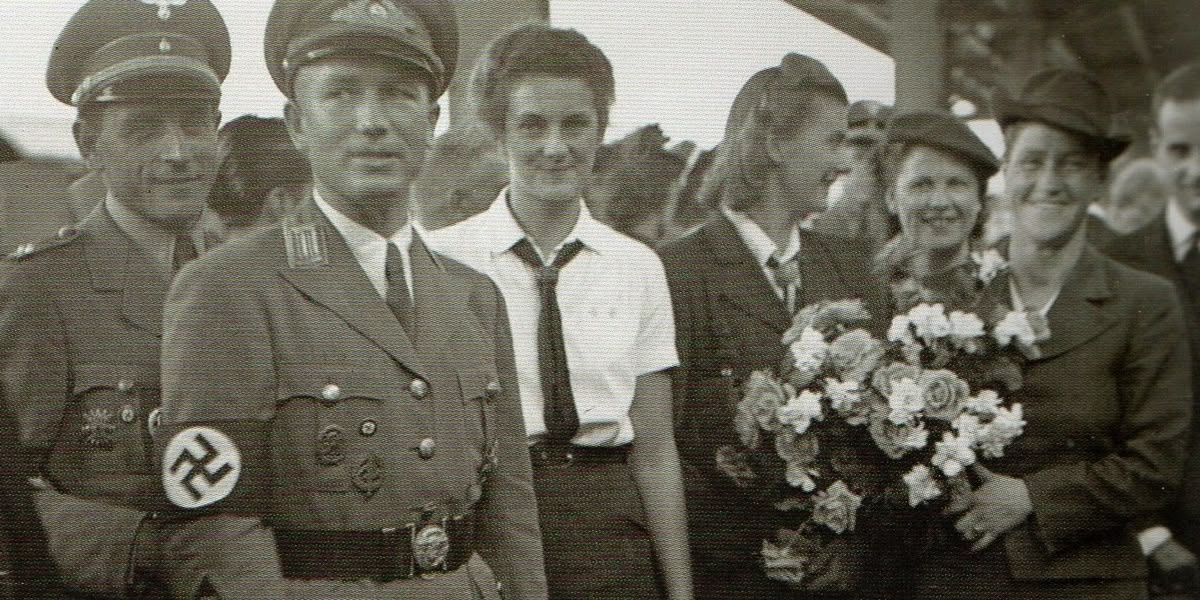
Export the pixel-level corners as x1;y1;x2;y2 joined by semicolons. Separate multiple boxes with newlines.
660;54;890;600
154;0;547;598
0;0;243;598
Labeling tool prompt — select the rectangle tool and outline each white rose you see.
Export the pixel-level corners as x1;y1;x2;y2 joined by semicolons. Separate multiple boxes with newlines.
932;431;976;477
909;303;952;342
887;377;924;425
993;311;1037;347
790;327;829;371
903;464;943;507
777;389;824;435
965;389;1003;416
977;403;1026;458
887;315;914;343
948;311;985;339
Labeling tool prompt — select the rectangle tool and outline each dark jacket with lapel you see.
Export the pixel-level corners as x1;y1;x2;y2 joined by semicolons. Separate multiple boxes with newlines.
157;198;545;599
945;247;1192;586
659;215;886;599
1103;215;1200;551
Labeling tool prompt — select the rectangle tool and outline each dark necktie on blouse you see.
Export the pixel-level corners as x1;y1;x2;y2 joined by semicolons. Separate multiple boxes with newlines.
511;238;585;445
767;253;802;313
172;233;199;272
385;242;413;333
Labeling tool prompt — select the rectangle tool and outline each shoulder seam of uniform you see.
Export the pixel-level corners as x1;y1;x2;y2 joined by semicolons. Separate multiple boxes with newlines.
5;229;81;261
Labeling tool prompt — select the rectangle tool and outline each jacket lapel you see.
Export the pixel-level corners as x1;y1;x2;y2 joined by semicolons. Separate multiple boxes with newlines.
706;216;790;333
81;205;171;336
408;234;454;355
1036;247;1116;361
276;200;429;378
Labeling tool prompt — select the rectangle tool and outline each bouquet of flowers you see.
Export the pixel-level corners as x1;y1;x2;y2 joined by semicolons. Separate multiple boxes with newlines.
715;253;1048;589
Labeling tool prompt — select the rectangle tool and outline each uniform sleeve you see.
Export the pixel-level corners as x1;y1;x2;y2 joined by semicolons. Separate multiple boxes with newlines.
157;262;288;598
473;281;548;600
1023;283;1193;553
633;253;679;376
0;270;69;453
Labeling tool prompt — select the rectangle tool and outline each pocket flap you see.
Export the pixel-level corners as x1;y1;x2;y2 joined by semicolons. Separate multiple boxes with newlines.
275;364;399;403
457;367;500;403
72;364;158;395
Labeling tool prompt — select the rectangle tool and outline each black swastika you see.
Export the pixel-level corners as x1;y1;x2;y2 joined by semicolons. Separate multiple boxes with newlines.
169;432;234;501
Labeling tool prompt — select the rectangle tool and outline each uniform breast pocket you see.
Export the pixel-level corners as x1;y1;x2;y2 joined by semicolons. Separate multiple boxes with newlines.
567;302;639;366
68;364;160;474
273;366;403;528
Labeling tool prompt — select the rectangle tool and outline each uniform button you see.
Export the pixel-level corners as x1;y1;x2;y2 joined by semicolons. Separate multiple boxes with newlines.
359;420;377;437
418;438;436;459
117;379;135;393
409;379;429;399
1065;438;1077;449
485;380;502;401
720;367;734;378
321;384;341;402
119;405;137;424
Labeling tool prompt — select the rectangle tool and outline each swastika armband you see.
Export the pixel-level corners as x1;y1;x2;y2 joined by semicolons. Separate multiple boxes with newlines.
156;421;271;515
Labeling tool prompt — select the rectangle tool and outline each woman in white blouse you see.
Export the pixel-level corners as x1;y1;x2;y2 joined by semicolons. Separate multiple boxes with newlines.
425;23;693;600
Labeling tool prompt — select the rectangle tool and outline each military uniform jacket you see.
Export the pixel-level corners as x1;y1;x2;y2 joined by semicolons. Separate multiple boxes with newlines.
0;204;166;507
157;198;546;599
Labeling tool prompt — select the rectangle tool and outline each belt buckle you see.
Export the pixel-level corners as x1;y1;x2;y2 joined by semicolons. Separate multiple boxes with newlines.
412;517;451;579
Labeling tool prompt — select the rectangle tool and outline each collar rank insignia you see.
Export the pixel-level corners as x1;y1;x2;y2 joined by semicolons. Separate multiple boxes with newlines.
283;215;329;269
141;0;187;21
82;408;117;448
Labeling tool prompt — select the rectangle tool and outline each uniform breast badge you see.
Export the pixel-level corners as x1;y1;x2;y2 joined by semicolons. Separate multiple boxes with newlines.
316;425;346;466
81;407;117;448
350;453;382;499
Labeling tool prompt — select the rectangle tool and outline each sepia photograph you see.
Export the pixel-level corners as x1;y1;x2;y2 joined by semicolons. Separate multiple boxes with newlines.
0;0;1197;598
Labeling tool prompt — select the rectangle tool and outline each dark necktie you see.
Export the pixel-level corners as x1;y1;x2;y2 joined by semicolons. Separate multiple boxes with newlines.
767;253;802;313
172;233;198;272
511;238;585;445
385;242;413;333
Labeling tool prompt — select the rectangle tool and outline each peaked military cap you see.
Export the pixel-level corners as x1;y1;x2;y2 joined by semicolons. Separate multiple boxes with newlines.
886;110;998;179
264;0;458;99
46;0;231;107
724;53;847;140
992;69;1129;162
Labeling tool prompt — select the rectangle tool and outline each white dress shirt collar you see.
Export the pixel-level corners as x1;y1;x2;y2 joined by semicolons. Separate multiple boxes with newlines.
312;188;418;300
484;187;607;263
721;205;801;267
1165;198;1199;263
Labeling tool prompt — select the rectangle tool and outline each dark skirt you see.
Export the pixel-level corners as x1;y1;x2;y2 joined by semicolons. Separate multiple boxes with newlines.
532;457;664;600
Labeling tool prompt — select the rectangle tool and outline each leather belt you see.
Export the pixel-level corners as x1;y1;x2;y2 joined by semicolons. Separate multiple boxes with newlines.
529;443;630;467
274;513;474;581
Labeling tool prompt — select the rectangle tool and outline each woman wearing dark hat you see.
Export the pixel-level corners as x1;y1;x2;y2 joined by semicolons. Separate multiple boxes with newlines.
425;23;692;600
912;69;1192;600
874;110;999;312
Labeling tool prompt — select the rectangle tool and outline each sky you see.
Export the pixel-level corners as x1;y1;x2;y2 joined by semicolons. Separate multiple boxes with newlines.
0;0;918;160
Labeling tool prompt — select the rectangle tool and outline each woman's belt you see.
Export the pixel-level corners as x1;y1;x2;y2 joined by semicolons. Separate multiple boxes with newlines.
529;443;631;467
273;513;474;581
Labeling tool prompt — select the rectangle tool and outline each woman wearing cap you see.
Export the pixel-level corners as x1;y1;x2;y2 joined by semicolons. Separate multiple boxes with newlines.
911;70;1192;600
874;110;999;312
425;24;692;600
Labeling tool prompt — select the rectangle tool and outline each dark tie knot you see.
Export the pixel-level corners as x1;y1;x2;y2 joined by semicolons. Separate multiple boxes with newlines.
536;266;560;285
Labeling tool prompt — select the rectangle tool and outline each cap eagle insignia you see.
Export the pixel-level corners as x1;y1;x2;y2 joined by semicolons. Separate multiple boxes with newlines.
141;0;188;21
